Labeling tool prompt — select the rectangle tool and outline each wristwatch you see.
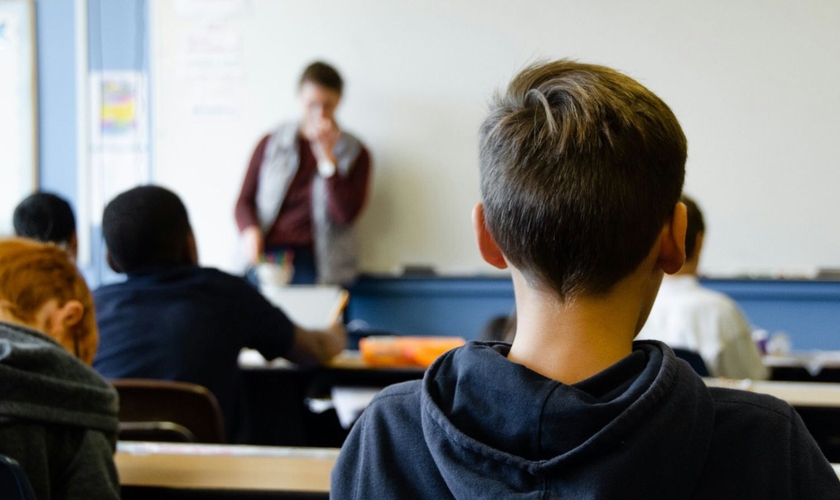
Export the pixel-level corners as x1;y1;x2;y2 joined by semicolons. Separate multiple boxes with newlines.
317;159;337;178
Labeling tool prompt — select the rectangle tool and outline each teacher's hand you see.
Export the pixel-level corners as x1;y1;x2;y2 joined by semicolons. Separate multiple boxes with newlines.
311;117;340;164
242;226;264;265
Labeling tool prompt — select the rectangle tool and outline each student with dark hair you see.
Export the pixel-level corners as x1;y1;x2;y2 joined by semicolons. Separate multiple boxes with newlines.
332;61;840;498
235;60;372;285
13;192;78;260
0;238;119;499
93;185;346;441
637;195;768;380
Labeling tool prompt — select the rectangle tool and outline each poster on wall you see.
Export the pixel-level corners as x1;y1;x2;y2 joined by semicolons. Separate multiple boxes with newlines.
0;0;36;236
88;71;150;224
89;71;148;146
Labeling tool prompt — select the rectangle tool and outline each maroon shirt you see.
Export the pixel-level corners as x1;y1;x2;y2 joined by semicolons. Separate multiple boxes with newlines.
235;133;371;248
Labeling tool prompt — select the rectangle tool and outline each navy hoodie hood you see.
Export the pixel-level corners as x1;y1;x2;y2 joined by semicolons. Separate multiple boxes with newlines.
333;340;840;499
420;341;713;498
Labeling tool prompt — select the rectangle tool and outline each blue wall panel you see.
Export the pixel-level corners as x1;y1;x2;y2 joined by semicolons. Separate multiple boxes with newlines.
347;277;515;340
705;280;840;351
87;0;148;71
36;0;78;204
348;276;840;351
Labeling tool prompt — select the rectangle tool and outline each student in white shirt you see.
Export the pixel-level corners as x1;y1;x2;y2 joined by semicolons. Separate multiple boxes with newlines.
637;195;768;380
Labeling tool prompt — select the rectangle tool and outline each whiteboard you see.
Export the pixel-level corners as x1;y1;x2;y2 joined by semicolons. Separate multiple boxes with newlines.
150;0;840;277
0;0;36;237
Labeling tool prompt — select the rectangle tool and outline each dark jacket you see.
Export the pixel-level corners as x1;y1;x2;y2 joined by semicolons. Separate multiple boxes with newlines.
332;341;840;499
93;265;296;440
0;321;120;500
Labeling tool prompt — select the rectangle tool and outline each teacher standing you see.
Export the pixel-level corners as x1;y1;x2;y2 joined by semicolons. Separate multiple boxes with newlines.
235;62;372;285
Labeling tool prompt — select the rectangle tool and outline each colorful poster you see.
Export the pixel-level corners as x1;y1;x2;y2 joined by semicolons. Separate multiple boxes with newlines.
90;71;148;146
101;79;138;135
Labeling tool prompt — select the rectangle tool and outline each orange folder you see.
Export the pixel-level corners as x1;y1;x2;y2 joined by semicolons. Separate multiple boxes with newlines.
359;336;466;368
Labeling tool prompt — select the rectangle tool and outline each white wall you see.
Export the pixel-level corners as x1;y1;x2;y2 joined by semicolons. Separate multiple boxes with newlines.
151;0;840;277
0;0;36;236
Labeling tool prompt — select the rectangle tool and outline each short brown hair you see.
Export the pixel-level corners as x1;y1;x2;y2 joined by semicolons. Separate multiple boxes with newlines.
479;60;687;297
299;61;343;95
682;195;705;260
0;238;98;364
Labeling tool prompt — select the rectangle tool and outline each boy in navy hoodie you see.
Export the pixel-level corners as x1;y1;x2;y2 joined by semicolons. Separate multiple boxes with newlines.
331;60;840;498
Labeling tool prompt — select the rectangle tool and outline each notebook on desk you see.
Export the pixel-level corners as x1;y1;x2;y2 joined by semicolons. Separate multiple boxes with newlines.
259;285;346;329
240;285;347;367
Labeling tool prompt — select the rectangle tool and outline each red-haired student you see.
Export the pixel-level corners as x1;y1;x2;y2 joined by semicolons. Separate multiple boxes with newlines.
0;238;119;499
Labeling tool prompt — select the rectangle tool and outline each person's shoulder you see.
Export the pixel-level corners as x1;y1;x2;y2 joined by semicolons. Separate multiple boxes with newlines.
708;386;792;421
339;128;370;153
196;267;255;289
359;381;423;429
190;267;269;302
93;278;129;299
368;381;423;411
705;386;797;472
332;381;435;498
699;386;840;498
342;381;425;462
266;122;299;149
197;266;242;281
340;128;363;144
669;282;746;324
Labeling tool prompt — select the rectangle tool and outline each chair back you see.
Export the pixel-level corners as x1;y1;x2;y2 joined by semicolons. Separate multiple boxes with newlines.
112;379;225;443
0;455;36;500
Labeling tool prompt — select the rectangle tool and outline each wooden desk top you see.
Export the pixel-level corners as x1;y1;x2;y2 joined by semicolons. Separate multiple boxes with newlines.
116;442;338;492
704;379;840;408
116;442;840;491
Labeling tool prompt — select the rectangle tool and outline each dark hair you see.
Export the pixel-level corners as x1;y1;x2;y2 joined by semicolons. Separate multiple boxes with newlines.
13;192;76;245
102;185;193;273
479;60;687;298
299;61;343;95
681;194;705;260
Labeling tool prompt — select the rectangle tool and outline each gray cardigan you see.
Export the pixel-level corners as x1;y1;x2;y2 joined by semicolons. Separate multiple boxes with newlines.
0;321;120;499
256;122;363;285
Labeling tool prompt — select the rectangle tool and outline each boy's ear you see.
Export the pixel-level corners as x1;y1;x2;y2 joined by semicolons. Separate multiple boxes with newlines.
105;251;123;274
54;300;84;330
187;230;199;265
659;201;688;274
472;203;508;270
46;300;85;358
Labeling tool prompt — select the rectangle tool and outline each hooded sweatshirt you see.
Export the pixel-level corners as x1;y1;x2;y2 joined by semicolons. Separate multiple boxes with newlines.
332;341;840;499
0;321;120;500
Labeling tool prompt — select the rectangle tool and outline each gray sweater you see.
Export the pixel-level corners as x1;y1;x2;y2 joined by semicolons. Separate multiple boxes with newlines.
0;321;119;499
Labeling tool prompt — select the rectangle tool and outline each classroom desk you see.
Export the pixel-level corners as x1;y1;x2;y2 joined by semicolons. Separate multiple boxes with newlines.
238;351;423;446
765;352;840;382
115;441;840;498
118;442;337;499
239;350;840;455
704;379;840;407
